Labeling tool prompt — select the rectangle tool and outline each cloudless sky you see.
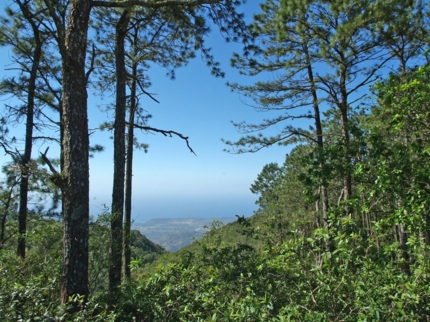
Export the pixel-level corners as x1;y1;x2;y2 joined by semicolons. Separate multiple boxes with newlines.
0;1;294;222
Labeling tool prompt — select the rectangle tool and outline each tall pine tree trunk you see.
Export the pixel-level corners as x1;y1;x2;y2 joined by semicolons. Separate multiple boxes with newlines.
44;0;92;308
339;64;353;216
303;42;328;226
61;21;91;310
109;10;130;294
123;68;136;279
16;0;42;259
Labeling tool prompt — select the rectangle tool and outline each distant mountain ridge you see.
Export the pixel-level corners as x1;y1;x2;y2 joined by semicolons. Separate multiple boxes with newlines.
132;217;236;251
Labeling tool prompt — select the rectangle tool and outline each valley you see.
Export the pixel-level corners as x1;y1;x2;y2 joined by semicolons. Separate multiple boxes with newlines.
133;216;236;251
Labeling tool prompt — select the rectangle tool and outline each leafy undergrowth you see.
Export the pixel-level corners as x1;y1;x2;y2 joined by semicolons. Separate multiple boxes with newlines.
1;216;429;321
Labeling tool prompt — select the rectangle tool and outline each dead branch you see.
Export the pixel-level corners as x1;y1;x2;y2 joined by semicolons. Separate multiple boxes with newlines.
129;123;196;155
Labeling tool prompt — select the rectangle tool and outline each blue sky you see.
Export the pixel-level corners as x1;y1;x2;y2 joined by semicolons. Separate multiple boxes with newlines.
0;1;292;221
87;1;290;220
1;1;420;222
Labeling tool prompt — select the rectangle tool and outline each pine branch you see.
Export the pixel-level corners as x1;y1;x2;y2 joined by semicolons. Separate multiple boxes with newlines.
129;123;196;155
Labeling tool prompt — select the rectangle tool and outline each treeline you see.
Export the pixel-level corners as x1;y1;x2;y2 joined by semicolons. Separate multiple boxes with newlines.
1;0;430;321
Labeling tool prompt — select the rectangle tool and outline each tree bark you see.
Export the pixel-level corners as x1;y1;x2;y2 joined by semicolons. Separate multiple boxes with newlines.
16;0;42;259
109;9;130;294
339;63;353;216
49;0;92;308
123;66;136;280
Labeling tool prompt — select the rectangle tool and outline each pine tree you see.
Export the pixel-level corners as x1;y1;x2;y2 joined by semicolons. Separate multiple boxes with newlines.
227;0;425;218
225;0;332;223
0;0;63;258
277;0;425;210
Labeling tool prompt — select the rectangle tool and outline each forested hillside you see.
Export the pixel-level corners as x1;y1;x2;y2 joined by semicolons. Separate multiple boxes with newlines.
1;0;430;321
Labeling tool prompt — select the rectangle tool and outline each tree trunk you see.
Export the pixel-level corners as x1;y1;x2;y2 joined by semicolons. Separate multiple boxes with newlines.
16;0;42;259
55;0;92;309
399;224;411;276
109;10;130;294
303;42;329;226
123;74;136;280
339;64;353;216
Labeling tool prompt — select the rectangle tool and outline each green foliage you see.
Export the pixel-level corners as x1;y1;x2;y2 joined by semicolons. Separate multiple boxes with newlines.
0;215;62;321
0;210;166;321
66;216;430;321
130;230;166;265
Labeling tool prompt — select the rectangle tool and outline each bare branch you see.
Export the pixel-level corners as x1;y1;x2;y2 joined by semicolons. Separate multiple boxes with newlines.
33;136;61;144
86;42;97;84
135;78;160;103
0;142;19;161
128;122;196;155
